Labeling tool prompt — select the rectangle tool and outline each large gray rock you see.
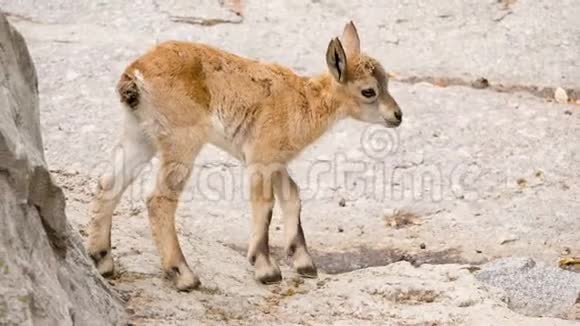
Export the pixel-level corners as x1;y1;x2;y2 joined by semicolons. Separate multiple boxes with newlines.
0;12;125;326
477;257;580;319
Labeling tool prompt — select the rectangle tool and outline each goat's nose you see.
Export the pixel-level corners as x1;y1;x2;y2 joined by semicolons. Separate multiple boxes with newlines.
394;110;402;121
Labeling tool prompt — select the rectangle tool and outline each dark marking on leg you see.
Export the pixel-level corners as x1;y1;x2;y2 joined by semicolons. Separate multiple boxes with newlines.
287;244;296;257
89;249;108;264
250;207;273;263
165;266;180;280
287;224;306;255
89;253;99;264
265;207;273;224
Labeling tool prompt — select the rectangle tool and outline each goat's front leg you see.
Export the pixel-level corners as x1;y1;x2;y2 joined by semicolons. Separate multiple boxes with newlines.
273;169;317;278
247;171;282;284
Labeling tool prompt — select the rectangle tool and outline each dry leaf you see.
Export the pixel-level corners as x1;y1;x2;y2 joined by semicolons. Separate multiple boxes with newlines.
385;210;422;229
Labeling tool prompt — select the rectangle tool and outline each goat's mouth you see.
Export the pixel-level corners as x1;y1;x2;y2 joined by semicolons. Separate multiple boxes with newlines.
384;119;402;128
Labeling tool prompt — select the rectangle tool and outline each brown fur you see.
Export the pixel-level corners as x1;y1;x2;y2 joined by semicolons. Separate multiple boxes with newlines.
86;21;402;290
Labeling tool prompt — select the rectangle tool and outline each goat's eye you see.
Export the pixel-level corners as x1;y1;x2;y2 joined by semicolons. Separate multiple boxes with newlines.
361;88;376;98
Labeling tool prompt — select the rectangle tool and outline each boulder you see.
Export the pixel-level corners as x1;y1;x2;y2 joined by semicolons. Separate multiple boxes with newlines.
477;257;580;319
0;12;125;326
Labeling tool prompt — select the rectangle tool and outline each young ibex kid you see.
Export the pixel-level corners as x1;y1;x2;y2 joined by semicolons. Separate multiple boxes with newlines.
87;21;402;291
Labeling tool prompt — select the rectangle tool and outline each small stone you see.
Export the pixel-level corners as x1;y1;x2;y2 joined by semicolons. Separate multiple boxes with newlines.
338;198;346;207
561;182;570;190
472;77;489;89
419;243;426;250
562;247;571;255
337;226;344;233
500;234;519;245
476;249;483;254
564;110;572;115
554;87;569;103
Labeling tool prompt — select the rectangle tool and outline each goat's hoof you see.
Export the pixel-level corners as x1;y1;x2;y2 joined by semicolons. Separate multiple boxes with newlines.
255;264;282;284
297;264;318;278
167;265;201;292
89;249;114;277
293;253;317;278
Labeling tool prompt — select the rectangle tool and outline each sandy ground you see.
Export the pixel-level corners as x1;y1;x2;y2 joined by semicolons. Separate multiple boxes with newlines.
1;0;579;324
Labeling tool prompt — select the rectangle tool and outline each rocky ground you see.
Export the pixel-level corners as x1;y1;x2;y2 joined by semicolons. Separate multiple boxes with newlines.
1;0;579;324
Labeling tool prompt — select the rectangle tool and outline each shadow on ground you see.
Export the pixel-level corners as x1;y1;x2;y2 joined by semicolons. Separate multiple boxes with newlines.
228;244;474;274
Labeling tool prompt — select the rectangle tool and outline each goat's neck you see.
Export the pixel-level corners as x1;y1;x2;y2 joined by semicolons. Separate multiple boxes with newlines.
296;74;348;146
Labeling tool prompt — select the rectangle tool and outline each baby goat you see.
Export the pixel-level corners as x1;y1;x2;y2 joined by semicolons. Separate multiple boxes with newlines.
87;21;402;290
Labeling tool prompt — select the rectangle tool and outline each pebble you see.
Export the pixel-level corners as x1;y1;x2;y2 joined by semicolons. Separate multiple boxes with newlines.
562;247;571;255
554;87;568;103
471;77;489;89
500;234;519;245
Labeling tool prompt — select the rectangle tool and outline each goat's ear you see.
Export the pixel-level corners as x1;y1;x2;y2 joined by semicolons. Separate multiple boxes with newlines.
326;37;347;83
341;21;360;57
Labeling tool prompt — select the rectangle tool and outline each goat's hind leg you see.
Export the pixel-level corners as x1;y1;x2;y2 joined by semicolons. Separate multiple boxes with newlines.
147;130;204;291
87;116;155;276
